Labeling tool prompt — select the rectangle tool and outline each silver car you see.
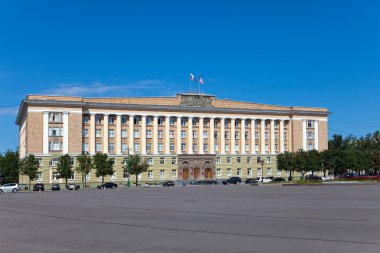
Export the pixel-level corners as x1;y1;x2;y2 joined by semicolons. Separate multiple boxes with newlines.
0;183;20;193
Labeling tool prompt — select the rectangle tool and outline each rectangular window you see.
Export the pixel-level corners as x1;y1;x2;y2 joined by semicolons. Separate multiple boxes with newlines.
83;129;88;137
134;130;139;138
170;143;175;152
237;157;241;163
214;131;218;138
245;121;249;127
247;168;252;176
255;132;259;140
227;168;232;177
227;157;231;164
265;144;269;152
49;127;63;137
245;144;249;152
265;132;268;140
224;120;229;127
96;129;102;138
181;118;186;126
109;129;115;138
49;141;63;151
267;168;272;176
158;143;163;152
83;116;89;124
146;130;152;139
192;144;197;152
146;143;152;152
216;169;221;178
49;112;62;123
160;170;165;180
235;144;239;152
122;143;127;152
247;157;251;163
158;117;163;125
36;172;43;182
257;168;262;177
284;144;287;151
214;144;219;151
172;169;177;179
255;144;259;152
225;132;229;139
245;132;249;140
134;117;140;125
96;115;102;124
146;117;152;125
307;132;314;140
171;157;177;165
257;157;262;163
86;173;90;180
307;120;313;128
158;130;163;139
109;143;115;152
284;132;287;140
170;118;175;125
83;143;89;152
52;172;60;181
160;157;165;165
277;169;282;177
308;144;313;151
121;116;127;125
255;121;259;128
181;131;186;139
237;168;242;177
275;144;278;152
111;172;116;181
225;144;229;152
235;131;239;140
148;170;153;179
96;143;102;152
170;130;175;139
148;158;153;165
203;131;208;138
181;143;186;151
121;130;127;138
192;131;197;139
274;121;279;128
204;120;208;126
109;117;115;124
203;144;208;152
267;157;271;163
134;143;140;152
274;132;278;140
216;157;221;164
192;118;197;126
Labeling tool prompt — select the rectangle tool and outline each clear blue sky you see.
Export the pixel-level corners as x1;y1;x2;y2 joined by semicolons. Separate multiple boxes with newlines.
0;0;379;152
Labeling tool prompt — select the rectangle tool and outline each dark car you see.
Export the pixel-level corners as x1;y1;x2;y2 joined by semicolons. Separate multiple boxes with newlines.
162;181;175;187
97;182;118;189
33;183;45;191
195;180;217;185
51;184;60;191
222;177;242;185
245;178;260;184
305;175;322;181
66;184;80;190
272;177;286;182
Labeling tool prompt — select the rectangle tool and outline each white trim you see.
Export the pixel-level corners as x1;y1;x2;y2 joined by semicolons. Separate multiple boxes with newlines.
28;109;82;113
302;120;307;151
315;120;319;151
293;118;328;122
63;112;69;153
43;112;49;154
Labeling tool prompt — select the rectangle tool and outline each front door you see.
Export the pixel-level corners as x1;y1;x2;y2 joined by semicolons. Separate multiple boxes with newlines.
205;168;212;179
194;168;200;180
182;168;189;180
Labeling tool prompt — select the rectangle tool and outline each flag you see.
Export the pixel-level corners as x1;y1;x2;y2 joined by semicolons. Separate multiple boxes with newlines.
190;73;195;82
199;76;204;84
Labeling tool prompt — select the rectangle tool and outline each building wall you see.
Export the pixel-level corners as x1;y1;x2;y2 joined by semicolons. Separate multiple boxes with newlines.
27;112;43;154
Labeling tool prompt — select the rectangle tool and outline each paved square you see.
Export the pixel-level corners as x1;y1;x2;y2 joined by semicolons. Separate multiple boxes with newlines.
1;185;379;253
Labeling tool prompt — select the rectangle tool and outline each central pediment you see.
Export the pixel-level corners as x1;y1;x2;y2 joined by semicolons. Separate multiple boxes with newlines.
178;93;215;107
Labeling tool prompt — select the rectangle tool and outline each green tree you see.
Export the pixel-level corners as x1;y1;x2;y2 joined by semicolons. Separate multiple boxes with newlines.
294;150;307;179
305;150;321;176
0;150;20;184
320;150;336;177
20;154;39;190
126;154;149;186
371;151;380;175
93;153;113;184
57;154;73;185
277;151;295;181
76;153;93;188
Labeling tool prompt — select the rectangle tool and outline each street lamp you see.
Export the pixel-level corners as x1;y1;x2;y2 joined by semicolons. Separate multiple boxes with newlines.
260;159;265;182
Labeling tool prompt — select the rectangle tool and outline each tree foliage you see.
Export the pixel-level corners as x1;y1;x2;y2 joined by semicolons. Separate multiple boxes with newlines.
126;154;149;186
76;153;93;188
57;154;73;185
93;153;114;184
0;150;20;184
20;154;39;190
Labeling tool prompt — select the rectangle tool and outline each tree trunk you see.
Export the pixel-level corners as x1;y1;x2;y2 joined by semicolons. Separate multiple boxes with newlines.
135;174;138;187
102;176;104;184
29;179;31;191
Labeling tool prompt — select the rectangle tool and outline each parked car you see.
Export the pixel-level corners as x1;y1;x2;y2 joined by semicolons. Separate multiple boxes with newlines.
222;177;242;185
272;177;286;182
51;184;61;191
258;177;272;183
195;180;217;185
245;178;260;184
97;182;118;189
33;183;45;191
162;181;175;187
322;175;335;181
305;175;323;181
0;183;20;193
66;184;80;190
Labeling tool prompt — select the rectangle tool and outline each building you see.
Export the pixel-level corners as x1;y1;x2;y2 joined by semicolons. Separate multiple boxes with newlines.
16;93;329;185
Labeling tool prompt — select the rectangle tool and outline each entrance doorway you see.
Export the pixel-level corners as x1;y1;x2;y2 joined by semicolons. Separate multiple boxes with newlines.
194;168;200;180
182;168;189;180
205;168;212;179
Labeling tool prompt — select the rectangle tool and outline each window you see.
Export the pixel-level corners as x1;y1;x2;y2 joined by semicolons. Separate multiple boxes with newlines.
148;158;153;165
275;144;278;152
274;121;279;128
158;117;163;125
172;169;177;179
203;131;208;138
225;132;229;139
245;121;249;127
214;120;218;127
214;131;218;138
123;170;129;179
227;157;231;164
172;157;177;165
36;158;43;167
158;130;163;139
96;143;102;152
181;131;186;139
146;143;152;152
237;157;241;163
83;129;88;137
307;120;313;128
122;143;127;152
267;157;271;163
109;143;115;152
170;130;175;138
36;172;43;182
49;112;62;123
160;157;165;165
203;144;208;152
134;143;140;152
284;132;287;140
181;118;186;126
146;117;152;125
224;120;229;127
255;144;259;152
235;121;239;127
284;144;287;152
204;120;208;126
86;173;91;180
52;172;60;181
121;116;127;125
83;116;89;124
121;130;127;138
257;157;262;163
146;130;152;139
214;144;219;151
192;144;197;152
148;170;153;179
245;132;249;140
192;118;197;126
237;168;242;177
274;132;278;140
96;129;102;138
170;143;175;152
170;118;175;125
284;121;288;128
255;132;259;140
307;132;314;140
69;172;75;181
181;143;186;151
160;170;165;180
111;172;116;181
109;129;115;138
227;168;232;177
235;131;239;140
225;144;229;152
158;143;163;152
267;168;272;176
134;130;139;138
96;115;102;124
134;117;140;125
277;169;282;177
257;168;262;176
49;127;63;137
192;131;197;139
255;121;259;128
308;144;313;151
245;144;249;152
109;117;115;124
49;141;62;151
83;143;89;152
235;144;239;152
247;157;251;163
265;144;269;153
247;168;252;177
216;169;221;178
216;157;221;164
265;132;268;140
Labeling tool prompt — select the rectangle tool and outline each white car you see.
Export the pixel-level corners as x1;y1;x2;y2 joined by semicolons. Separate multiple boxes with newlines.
0;183;20;193
322;175;335;181
258;177;272;183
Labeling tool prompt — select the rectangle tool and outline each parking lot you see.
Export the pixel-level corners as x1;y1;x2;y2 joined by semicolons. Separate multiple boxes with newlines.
1;184;379;253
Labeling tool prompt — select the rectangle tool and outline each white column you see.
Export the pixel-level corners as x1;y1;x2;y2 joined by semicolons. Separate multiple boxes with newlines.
63;112;69;154
199;117;204;154
250;119;256;154
129;115;134;154
241;118;246;154
270;120;275;154
230;118;235;154
302;120;307;151
209;118;215;154
165;116;170;154
90;114;96;154
116;114;122;155
103;114;109;153
261;119;266;154
279;120;284;153
220;118;225;154
177;116;182;154
141;115;147;155
314;120;319;151
43;112;49;154
188;117;193;154
153;116;158;154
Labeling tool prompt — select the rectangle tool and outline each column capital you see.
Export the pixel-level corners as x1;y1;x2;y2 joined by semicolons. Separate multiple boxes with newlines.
198;116;205;119
103;113;109;116
176;115;182;119
129;114;135;117
208;116;215;119
153;115;159;118
63;111;70;115
165;115;170;119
